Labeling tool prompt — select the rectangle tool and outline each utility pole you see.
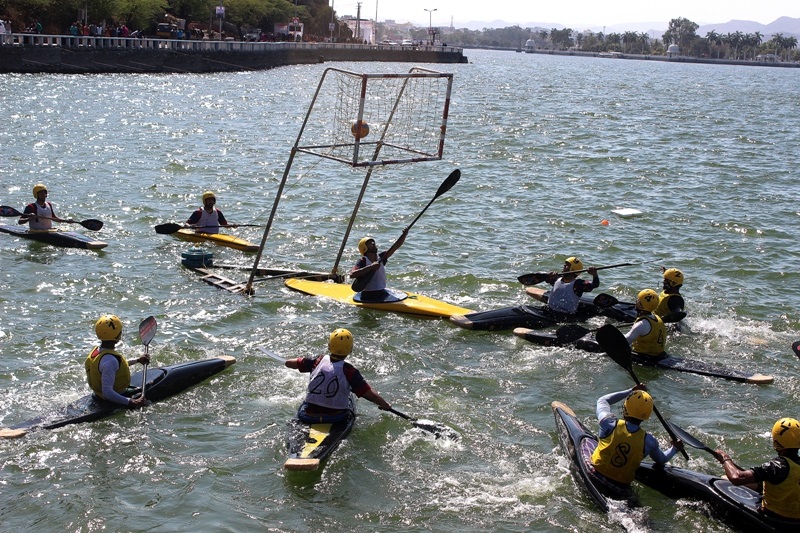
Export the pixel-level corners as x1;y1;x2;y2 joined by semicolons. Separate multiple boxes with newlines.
356;2;361;42
374;0;378;44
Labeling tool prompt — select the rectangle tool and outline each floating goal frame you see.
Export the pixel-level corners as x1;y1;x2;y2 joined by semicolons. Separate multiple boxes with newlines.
245;67;454;293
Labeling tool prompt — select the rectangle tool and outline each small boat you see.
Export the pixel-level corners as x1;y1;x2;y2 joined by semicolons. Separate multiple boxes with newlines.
636;462;800;532
552;400;636;512
0;224;107;250
516;328;773;384
284;395;357;471
173;228;259;253
450;303;587;331
0;356;236;438
284;279;474;319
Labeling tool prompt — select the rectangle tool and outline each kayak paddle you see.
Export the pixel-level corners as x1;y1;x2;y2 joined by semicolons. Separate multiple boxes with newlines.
668;423;723;460
257;347;286;362
138;316;157;401
387;408;459;440
154;222;262;234
351;169;461;293
0;205;103;231
595;324;690;460
517;259;661;286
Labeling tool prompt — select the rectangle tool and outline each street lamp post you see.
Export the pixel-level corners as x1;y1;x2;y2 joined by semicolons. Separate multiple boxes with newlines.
424;8;437;45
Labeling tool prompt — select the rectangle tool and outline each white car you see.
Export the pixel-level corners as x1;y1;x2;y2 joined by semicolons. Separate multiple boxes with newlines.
380;39;399;46
401;39;414;47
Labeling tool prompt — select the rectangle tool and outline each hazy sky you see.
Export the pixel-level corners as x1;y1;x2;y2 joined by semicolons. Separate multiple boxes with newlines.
332;1;799;29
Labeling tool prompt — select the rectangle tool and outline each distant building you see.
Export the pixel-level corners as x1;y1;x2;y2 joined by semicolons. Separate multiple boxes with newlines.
667;43;679;57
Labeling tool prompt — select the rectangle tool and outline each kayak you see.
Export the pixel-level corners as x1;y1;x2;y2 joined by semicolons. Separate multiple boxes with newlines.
284;279;474;319
0;224;107;250
526;287;637;323
516;328;773;384
284;395;356;471
0;355;236;439
449;303;588;331
551;400;635;512
173;228;259;253
636;462;800;532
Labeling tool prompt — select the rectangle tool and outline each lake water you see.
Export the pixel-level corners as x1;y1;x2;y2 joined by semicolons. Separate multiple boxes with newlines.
1;49;799;532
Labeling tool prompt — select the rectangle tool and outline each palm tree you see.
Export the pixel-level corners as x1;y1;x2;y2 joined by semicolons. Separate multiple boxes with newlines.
705;30;721;58
638;32;650;54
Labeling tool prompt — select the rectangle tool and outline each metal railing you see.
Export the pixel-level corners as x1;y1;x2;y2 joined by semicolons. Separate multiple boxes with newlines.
0;33;461;54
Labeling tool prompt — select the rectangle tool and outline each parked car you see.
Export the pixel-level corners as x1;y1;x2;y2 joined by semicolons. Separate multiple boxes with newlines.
401;39;414;47
156;23;177;39
380;39;399;46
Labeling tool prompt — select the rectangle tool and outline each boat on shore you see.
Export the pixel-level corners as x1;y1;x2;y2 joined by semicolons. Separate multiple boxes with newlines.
0;224;107;249
0;355;236;439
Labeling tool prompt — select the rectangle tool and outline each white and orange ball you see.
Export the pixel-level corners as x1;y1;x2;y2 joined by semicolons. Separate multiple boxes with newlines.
351;120;370;140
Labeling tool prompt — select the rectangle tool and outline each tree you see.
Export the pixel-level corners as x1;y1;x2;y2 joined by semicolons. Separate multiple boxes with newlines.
662;17;698;55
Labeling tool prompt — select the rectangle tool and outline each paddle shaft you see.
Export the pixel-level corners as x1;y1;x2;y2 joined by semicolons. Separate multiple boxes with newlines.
0;205;102;231
624;366;690;460
138;316;157;401
352;169;461;292
518;259;660;286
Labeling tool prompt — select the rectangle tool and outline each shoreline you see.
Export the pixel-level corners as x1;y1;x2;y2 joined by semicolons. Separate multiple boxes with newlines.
0;34;468;74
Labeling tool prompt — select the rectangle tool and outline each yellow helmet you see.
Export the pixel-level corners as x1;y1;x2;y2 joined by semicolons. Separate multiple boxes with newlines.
564;257;584;272
663;268;684;287
772;418;800;451
358;237;374;255
202;191;216;202
33;183;47;198
623;390;653;421
636;289;659;312
95;314;123;342
328;328;353;357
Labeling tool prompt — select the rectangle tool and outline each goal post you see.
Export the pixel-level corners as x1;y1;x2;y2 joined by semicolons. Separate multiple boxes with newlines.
293;67;454;167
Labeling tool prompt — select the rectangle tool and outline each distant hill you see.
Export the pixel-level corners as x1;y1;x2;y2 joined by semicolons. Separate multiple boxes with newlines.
456;16;800;40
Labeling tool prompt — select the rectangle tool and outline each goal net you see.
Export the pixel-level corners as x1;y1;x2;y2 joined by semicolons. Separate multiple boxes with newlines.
293;67;454;167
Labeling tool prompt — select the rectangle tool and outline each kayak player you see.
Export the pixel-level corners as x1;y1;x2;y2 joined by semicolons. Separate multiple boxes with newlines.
716;418;800;521
85;314;150;408
185;191;238;234
349;228;409;301
624;289;666;358
284;328;391;422
17;183;76;230
657;267;686;332
545;256;599;314
591;385;684;485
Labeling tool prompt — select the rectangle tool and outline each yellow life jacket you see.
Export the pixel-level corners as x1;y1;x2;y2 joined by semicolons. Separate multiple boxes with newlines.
591;419;647;484
632;315;666;356
762;456;800;519
656;291;679;317
84;346;131;399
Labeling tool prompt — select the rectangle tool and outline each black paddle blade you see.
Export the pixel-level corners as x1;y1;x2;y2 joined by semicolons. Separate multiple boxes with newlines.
413;420;460;440
0;205;23;217
668;423;720;458
593;293;619;309
517;272;550;286
351;275;369;293
80;219;103;231
435;169;461;197
661;311;687;324
595;324;633;373
555;324;592;343
793;341;800;359
154;223;182;235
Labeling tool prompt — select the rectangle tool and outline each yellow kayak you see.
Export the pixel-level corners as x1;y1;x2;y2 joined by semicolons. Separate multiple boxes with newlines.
174;229;259;253
284;279;474;318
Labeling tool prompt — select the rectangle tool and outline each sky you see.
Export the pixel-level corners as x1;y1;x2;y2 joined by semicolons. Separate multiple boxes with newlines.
332;1;800;30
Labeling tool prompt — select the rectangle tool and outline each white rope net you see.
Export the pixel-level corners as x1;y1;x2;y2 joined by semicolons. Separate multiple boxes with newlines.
294;67;453;167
